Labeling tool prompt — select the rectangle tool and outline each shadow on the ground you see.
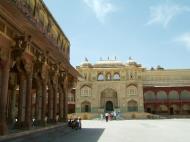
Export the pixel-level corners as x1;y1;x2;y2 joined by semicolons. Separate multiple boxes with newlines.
2;127;105;142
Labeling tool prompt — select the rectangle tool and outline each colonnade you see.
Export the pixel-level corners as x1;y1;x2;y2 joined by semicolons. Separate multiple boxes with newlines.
0;35;75;135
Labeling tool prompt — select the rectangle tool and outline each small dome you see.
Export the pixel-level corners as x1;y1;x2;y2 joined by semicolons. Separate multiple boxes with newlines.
127;57;136;64
80;58;92;67
127;57;141;67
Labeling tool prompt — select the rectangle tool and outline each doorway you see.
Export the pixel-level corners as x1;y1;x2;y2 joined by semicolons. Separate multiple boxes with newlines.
106;101;113;112
170;107;174;115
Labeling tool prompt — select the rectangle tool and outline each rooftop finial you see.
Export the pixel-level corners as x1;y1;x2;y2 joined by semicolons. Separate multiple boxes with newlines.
129;56;132;60
85;57;88;62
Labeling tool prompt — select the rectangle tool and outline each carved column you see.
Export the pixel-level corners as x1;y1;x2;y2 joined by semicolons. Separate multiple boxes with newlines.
51;65;59;123
0;59;10;135
33;53;44;126
53;80;58;123
58;71;65;121
63;72;69;121
8;81;17;124
11;35;31;129
47;79;53;123
17;73;26;128
41;79;47;125
34;78;42;125
59;85;64;121
24;71;33;129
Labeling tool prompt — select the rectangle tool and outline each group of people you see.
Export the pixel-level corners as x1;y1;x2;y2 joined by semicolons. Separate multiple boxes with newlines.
67;117;82;130
101;111;119;122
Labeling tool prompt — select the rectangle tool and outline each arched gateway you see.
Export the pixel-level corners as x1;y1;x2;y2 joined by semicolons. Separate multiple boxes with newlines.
101;88;118;112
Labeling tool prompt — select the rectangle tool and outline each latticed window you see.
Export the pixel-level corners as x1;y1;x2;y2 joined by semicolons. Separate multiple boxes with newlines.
80;86;91;96
127;85;137;95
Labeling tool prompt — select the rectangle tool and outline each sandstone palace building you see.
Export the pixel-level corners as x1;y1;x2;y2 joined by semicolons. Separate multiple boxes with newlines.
0;0;78;135
76;58;190;117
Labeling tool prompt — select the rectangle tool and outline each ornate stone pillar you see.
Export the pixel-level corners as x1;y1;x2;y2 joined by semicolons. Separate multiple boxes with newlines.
11;34;31;129
8;80;17;124
58;71;65;121
33;53;47;126
47;80;53;123
24;70;33;129
17;73;26;127
53;84;58;123
41;79;47;125
34;78;42;125
0;59;10;135
63;72;69;121
58;85;64;121
49;65;59;123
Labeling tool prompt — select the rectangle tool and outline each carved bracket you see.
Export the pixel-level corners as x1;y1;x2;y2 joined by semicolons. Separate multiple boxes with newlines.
11;34;31;60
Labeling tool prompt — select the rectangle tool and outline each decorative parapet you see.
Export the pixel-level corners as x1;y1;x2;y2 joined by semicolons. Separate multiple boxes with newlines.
10;0;70;60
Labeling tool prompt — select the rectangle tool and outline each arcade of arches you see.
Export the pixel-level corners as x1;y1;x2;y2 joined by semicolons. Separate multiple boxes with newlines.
0;0;79;135
144;87;190;115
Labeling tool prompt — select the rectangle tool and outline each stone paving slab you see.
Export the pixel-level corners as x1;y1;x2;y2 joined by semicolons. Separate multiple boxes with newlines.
0;123;67;142
1;119;190;142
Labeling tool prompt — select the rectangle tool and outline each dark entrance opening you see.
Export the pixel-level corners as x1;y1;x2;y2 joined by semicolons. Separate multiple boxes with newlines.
170;107;174;115
106;101;113;112
147;108;151;113
85;105;89;112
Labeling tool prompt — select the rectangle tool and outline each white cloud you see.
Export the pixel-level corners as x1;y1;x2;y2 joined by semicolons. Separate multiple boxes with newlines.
147;4;190;28
83;0;116;23
175;33;190;51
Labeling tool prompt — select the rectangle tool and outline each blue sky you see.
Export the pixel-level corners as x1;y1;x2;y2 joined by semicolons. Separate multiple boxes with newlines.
43;0;190;69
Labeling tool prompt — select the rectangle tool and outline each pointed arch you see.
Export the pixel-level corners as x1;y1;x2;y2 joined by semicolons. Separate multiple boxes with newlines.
127;100;138;112
144;91;156;101
81;101;91;112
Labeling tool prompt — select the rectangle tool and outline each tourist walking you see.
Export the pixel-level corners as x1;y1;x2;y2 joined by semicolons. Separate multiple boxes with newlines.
105;113;109;122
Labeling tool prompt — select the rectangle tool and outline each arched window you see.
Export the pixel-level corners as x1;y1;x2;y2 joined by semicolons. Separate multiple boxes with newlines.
168;91;179;100
81;101;91;112
181;90;190;100
113;73;120;80
106;73;111;80
97;73;104;81
144;91;156;101
157;91;167;100
127;85;137;96
128;100;138;112
80;86;91;96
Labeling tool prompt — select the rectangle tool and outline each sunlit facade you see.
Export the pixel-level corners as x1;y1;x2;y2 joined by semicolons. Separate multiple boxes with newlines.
76;57;190;116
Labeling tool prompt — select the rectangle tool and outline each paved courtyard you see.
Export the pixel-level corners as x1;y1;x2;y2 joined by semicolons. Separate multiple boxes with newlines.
2;119;190;142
